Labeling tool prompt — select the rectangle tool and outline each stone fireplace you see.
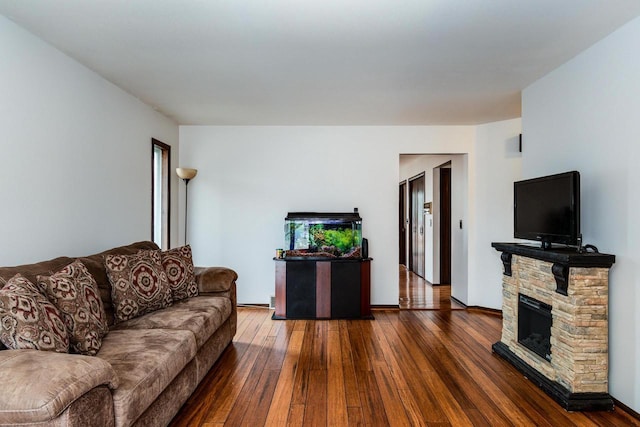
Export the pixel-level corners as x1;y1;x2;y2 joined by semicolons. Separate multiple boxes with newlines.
491;243;615;411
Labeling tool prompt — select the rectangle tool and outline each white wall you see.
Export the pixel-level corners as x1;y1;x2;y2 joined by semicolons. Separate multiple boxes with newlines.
522;16;640;412
0;15;179;264
181;124;520;309
179;126;475;305
468;119;522;309
450;155;469;302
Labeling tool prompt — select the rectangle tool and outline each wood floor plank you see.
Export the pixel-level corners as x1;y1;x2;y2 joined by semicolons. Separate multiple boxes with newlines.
387;313;474;425
286;404;305;427
355;369;389;426
585;408;640;427
232;369;280;426
356;320;386;365
310;320;328;371
264;329;305;426
369;320;437;425
339;320;362;409
346;320;372;372
371;361;412;427
170;308;272;427
347;406;364;426
393;315;459;422
327;329;349;426
223;336;277;425
291;321;315;405
302;369;328;427
205;309;275;424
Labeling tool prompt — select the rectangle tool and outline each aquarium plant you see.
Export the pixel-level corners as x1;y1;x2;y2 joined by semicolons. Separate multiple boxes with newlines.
309;224;360;255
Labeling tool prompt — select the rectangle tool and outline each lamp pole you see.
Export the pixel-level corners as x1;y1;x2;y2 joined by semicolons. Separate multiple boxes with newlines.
183;178;191;245
176;168;198;246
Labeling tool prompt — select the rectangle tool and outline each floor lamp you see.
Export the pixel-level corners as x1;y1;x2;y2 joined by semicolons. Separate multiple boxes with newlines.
176;167;198;245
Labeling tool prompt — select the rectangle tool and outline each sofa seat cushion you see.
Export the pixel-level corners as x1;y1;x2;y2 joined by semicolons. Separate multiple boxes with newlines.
0;349;118;424
96;328;196;427
113;296;232;348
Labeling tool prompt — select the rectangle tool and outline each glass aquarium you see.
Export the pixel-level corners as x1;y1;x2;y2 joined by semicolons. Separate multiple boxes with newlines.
284;210;362;259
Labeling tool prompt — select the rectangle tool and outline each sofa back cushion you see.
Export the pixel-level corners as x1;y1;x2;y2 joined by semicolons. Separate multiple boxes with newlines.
0;241;160;330
0;257;75;287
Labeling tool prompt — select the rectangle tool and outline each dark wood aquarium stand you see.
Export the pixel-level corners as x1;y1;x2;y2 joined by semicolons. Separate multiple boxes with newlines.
273;258;372;320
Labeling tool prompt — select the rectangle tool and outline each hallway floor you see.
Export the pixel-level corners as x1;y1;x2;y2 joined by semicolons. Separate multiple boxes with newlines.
399;264;465;310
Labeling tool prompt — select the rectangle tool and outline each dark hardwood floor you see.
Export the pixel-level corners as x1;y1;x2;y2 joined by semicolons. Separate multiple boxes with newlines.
170;307;639;426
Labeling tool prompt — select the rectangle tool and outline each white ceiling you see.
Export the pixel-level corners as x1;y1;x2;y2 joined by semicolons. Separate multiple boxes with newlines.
2;1;639;125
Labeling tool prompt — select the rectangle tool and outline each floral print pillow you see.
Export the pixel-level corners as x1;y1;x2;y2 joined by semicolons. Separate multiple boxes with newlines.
37;260;109;355
161;245;198;301
0;274;69;352
105;250;172;322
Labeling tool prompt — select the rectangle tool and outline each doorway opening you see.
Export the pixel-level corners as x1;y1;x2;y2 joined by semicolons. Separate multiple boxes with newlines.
398;154;466;309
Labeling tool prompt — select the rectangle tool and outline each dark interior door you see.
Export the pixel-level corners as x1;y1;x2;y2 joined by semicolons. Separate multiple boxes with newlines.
439;168;451;285
399;182;407;266
409;174;425;278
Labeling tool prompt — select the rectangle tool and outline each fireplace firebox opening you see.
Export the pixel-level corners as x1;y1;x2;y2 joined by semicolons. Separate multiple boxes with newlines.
518;293;552;362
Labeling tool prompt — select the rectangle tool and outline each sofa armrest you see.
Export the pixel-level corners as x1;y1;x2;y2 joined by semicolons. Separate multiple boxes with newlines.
0;350;118;425
195;266;238;337
195;266;238;294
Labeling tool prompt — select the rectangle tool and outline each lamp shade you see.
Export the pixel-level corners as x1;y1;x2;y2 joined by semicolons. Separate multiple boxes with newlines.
176;167;198;180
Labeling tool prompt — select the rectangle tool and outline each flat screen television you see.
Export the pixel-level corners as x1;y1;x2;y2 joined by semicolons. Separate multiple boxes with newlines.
514;171;580;249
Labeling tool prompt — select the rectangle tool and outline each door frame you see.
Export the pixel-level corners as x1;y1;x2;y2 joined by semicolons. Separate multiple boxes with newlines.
408;172;425;278
435;164;451;285
399;181;407;266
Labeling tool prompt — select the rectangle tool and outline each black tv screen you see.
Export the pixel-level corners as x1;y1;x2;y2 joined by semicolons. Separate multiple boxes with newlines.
514;171;580;248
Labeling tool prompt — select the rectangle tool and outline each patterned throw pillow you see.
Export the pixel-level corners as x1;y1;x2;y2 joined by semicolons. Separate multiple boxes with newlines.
161;245;198;301
105;250;172;322
37;260;109;355
0;274;69;352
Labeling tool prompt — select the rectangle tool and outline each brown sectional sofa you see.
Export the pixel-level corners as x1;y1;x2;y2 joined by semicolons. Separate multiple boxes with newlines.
0;241;237;427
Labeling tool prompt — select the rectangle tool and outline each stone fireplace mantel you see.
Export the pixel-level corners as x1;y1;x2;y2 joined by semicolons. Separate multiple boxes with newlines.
491;243;615;411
